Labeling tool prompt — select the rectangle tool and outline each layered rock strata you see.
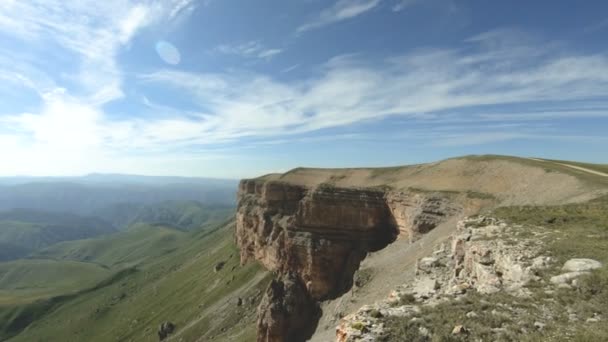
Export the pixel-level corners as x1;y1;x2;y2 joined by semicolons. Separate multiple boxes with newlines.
235;179;458;341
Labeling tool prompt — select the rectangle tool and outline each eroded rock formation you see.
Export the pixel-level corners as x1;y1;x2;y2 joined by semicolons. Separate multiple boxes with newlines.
236;179;459;341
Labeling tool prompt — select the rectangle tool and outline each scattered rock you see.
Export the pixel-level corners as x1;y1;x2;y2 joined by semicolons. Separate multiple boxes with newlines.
214;262;226;273
418;326;430;338
466;311;478;318
534;322;546;331
158;322;175;341
562;259;602;272
417;257;440;272
451;325;469;335
412;277;438;298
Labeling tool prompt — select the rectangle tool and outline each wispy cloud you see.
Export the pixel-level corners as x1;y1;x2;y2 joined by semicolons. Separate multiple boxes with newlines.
1;22;607;175
214;41;283;60
297;0;381;33
392;0;420;12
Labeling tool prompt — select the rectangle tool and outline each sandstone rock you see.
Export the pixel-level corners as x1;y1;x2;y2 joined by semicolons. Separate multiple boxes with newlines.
562;259;602;272
158;322;175;341
256;273;319;342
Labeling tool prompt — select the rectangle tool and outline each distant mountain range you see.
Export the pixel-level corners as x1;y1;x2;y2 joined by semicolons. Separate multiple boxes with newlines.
0;174;238;215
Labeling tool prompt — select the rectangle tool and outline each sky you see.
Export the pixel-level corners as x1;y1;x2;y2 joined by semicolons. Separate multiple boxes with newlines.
0;0;607;178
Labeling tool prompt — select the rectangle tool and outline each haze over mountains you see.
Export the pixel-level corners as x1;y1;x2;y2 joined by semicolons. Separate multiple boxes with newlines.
0;174;237;262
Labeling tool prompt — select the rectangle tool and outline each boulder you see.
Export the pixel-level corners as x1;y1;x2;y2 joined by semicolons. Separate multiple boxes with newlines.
562;259;602;272
158;321;175;341
550;271;588;285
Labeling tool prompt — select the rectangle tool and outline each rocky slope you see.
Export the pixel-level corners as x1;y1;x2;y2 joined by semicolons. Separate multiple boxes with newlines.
336;216;603;341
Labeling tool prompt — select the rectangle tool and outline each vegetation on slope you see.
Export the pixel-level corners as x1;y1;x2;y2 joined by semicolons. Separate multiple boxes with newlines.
94;200;234;231
32;224;187;268
0;209;116;260
1;221;269;342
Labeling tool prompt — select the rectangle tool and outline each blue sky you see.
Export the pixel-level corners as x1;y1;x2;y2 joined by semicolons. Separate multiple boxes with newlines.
0;0;607;178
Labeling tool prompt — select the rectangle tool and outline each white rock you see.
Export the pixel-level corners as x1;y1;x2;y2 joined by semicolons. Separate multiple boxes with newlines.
562;259;602;272
550;271;588;285
418;257;439;271
413;277;439;298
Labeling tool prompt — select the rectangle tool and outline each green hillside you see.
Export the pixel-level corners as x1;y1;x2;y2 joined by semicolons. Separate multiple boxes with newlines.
94;200;234;231
1;222;269;342
33;224;187;268
0;210;116;260
0;260;110;306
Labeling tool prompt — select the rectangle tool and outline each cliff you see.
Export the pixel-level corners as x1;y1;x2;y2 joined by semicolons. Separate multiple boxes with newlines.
235;179;459;341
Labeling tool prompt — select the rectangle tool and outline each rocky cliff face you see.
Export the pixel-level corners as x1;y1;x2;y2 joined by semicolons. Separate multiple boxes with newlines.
235;179;459;341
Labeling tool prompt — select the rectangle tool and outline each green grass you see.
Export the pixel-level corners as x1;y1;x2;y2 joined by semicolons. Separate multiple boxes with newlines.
2;222;269;342
0;209;116;259
32;223;187;268
0;260;110;306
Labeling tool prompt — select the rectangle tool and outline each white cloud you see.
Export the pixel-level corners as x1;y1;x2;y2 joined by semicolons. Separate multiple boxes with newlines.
297;0;381;33
1;23;608;176
392;0;420;12
215;41;283;60
0;1;194;105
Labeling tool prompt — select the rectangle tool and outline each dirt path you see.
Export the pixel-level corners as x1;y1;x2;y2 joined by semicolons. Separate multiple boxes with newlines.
310;216;463;341
529;158;608;177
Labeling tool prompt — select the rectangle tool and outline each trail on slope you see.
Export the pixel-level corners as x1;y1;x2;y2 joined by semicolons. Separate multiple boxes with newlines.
529;158;608;177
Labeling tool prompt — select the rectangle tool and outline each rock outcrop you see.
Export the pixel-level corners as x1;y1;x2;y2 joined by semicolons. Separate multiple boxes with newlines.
235;179;459;341
335;216;553;341
257;273;320;342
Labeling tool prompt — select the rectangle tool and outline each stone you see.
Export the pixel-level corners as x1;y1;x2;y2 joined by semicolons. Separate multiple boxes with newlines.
379;305;420;318
418;326;430;338
158;322;175;341
214;262;225;273
562;259;602;272
418;257;439;272
534;322;546;331
466;311;478;318
256;273;319;342
413;277;439;298
451;325;469;335
550;271;588;285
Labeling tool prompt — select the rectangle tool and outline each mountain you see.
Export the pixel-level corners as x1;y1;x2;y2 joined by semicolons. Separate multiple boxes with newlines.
93;200;234;231
0;175;238;216
0;209;116;260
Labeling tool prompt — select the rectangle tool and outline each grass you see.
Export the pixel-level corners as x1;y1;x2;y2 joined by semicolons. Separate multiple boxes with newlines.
2;221;269;342
32;223;188;268
382;195;608;341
